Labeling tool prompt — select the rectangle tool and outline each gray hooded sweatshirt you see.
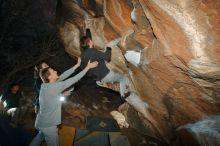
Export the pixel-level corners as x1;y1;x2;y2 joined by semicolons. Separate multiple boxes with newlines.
35;66;86;128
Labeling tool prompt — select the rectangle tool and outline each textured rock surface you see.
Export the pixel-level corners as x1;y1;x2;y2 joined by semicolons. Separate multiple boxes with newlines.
176;115;220;146
57;0;220;144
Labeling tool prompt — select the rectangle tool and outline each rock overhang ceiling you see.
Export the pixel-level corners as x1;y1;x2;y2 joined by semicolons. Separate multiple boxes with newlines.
57;0;220;144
